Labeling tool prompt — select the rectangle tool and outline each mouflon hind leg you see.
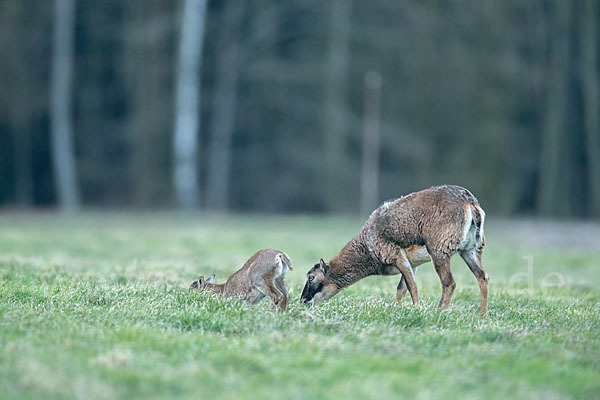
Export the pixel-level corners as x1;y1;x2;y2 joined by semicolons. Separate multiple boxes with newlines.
393;251;419;308
396;275;407;302
430;251;455;309
460;248;488;315
258;273;286;312
274;276;289;312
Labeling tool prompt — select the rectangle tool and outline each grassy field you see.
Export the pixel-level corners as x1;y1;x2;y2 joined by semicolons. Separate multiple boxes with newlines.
0;213;599;399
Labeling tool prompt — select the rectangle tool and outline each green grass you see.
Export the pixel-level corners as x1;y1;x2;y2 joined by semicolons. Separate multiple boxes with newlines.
0;213;599;399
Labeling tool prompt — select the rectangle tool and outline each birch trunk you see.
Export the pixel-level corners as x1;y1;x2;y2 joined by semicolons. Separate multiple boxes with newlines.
50;0;79;212
173;0;208;210
360;71;382;216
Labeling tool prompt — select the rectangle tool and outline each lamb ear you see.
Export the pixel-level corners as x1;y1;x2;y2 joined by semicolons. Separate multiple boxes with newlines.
206;274;215;284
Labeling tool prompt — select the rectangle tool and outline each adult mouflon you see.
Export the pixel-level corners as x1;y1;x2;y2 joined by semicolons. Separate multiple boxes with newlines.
300;185;488;314
190;249;293;312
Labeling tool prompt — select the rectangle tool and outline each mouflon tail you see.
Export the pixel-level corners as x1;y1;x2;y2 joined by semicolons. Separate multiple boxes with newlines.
277;252;293;271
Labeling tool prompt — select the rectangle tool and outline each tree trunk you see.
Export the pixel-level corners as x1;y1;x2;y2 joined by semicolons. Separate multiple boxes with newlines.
11;126;33;206
323;0;351;212
173;0;208;210
360;71;382;216
125;1;171;208
537;0;572;217
581;0;600;217
205;0;246;211
50;0;79;212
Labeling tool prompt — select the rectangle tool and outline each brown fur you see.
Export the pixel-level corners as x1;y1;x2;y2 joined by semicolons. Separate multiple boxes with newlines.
301;185;489;315
190;249;293;312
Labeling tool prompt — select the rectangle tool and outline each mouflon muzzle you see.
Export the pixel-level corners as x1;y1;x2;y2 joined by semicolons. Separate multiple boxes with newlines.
300;280;322;304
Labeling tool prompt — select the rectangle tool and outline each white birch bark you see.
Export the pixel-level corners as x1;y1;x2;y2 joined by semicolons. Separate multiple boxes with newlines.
51;0;79;212
173;0;208;210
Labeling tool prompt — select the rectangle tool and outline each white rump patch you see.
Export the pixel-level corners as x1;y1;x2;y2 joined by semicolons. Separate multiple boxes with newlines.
462;208;472;243
280;251;292;270
275;253;289;277
478;206;486;239
459;206;476;251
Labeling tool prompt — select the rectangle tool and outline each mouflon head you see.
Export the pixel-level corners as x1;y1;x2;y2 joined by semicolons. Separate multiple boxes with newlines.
189;274;215;291
300;259;340;305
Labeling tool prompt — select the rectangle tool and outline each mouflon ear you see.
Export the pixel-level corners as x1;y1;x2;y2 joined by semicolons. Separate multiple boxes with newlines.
319;258;329;274
206;274;215;284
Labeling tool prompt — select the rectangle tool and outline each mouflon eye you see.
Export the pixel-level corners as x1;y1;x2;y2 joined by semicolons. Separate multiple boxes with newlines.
308;275;315;282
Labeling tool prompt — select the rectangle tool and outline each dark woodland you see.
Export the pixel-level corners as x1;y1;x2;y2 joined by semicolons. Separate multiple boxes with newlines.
1;0;599;217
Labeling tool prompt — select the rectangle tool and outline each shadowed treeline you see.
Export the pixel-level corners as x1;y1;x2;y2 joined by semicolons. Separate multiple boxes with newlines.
0;0;598;217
